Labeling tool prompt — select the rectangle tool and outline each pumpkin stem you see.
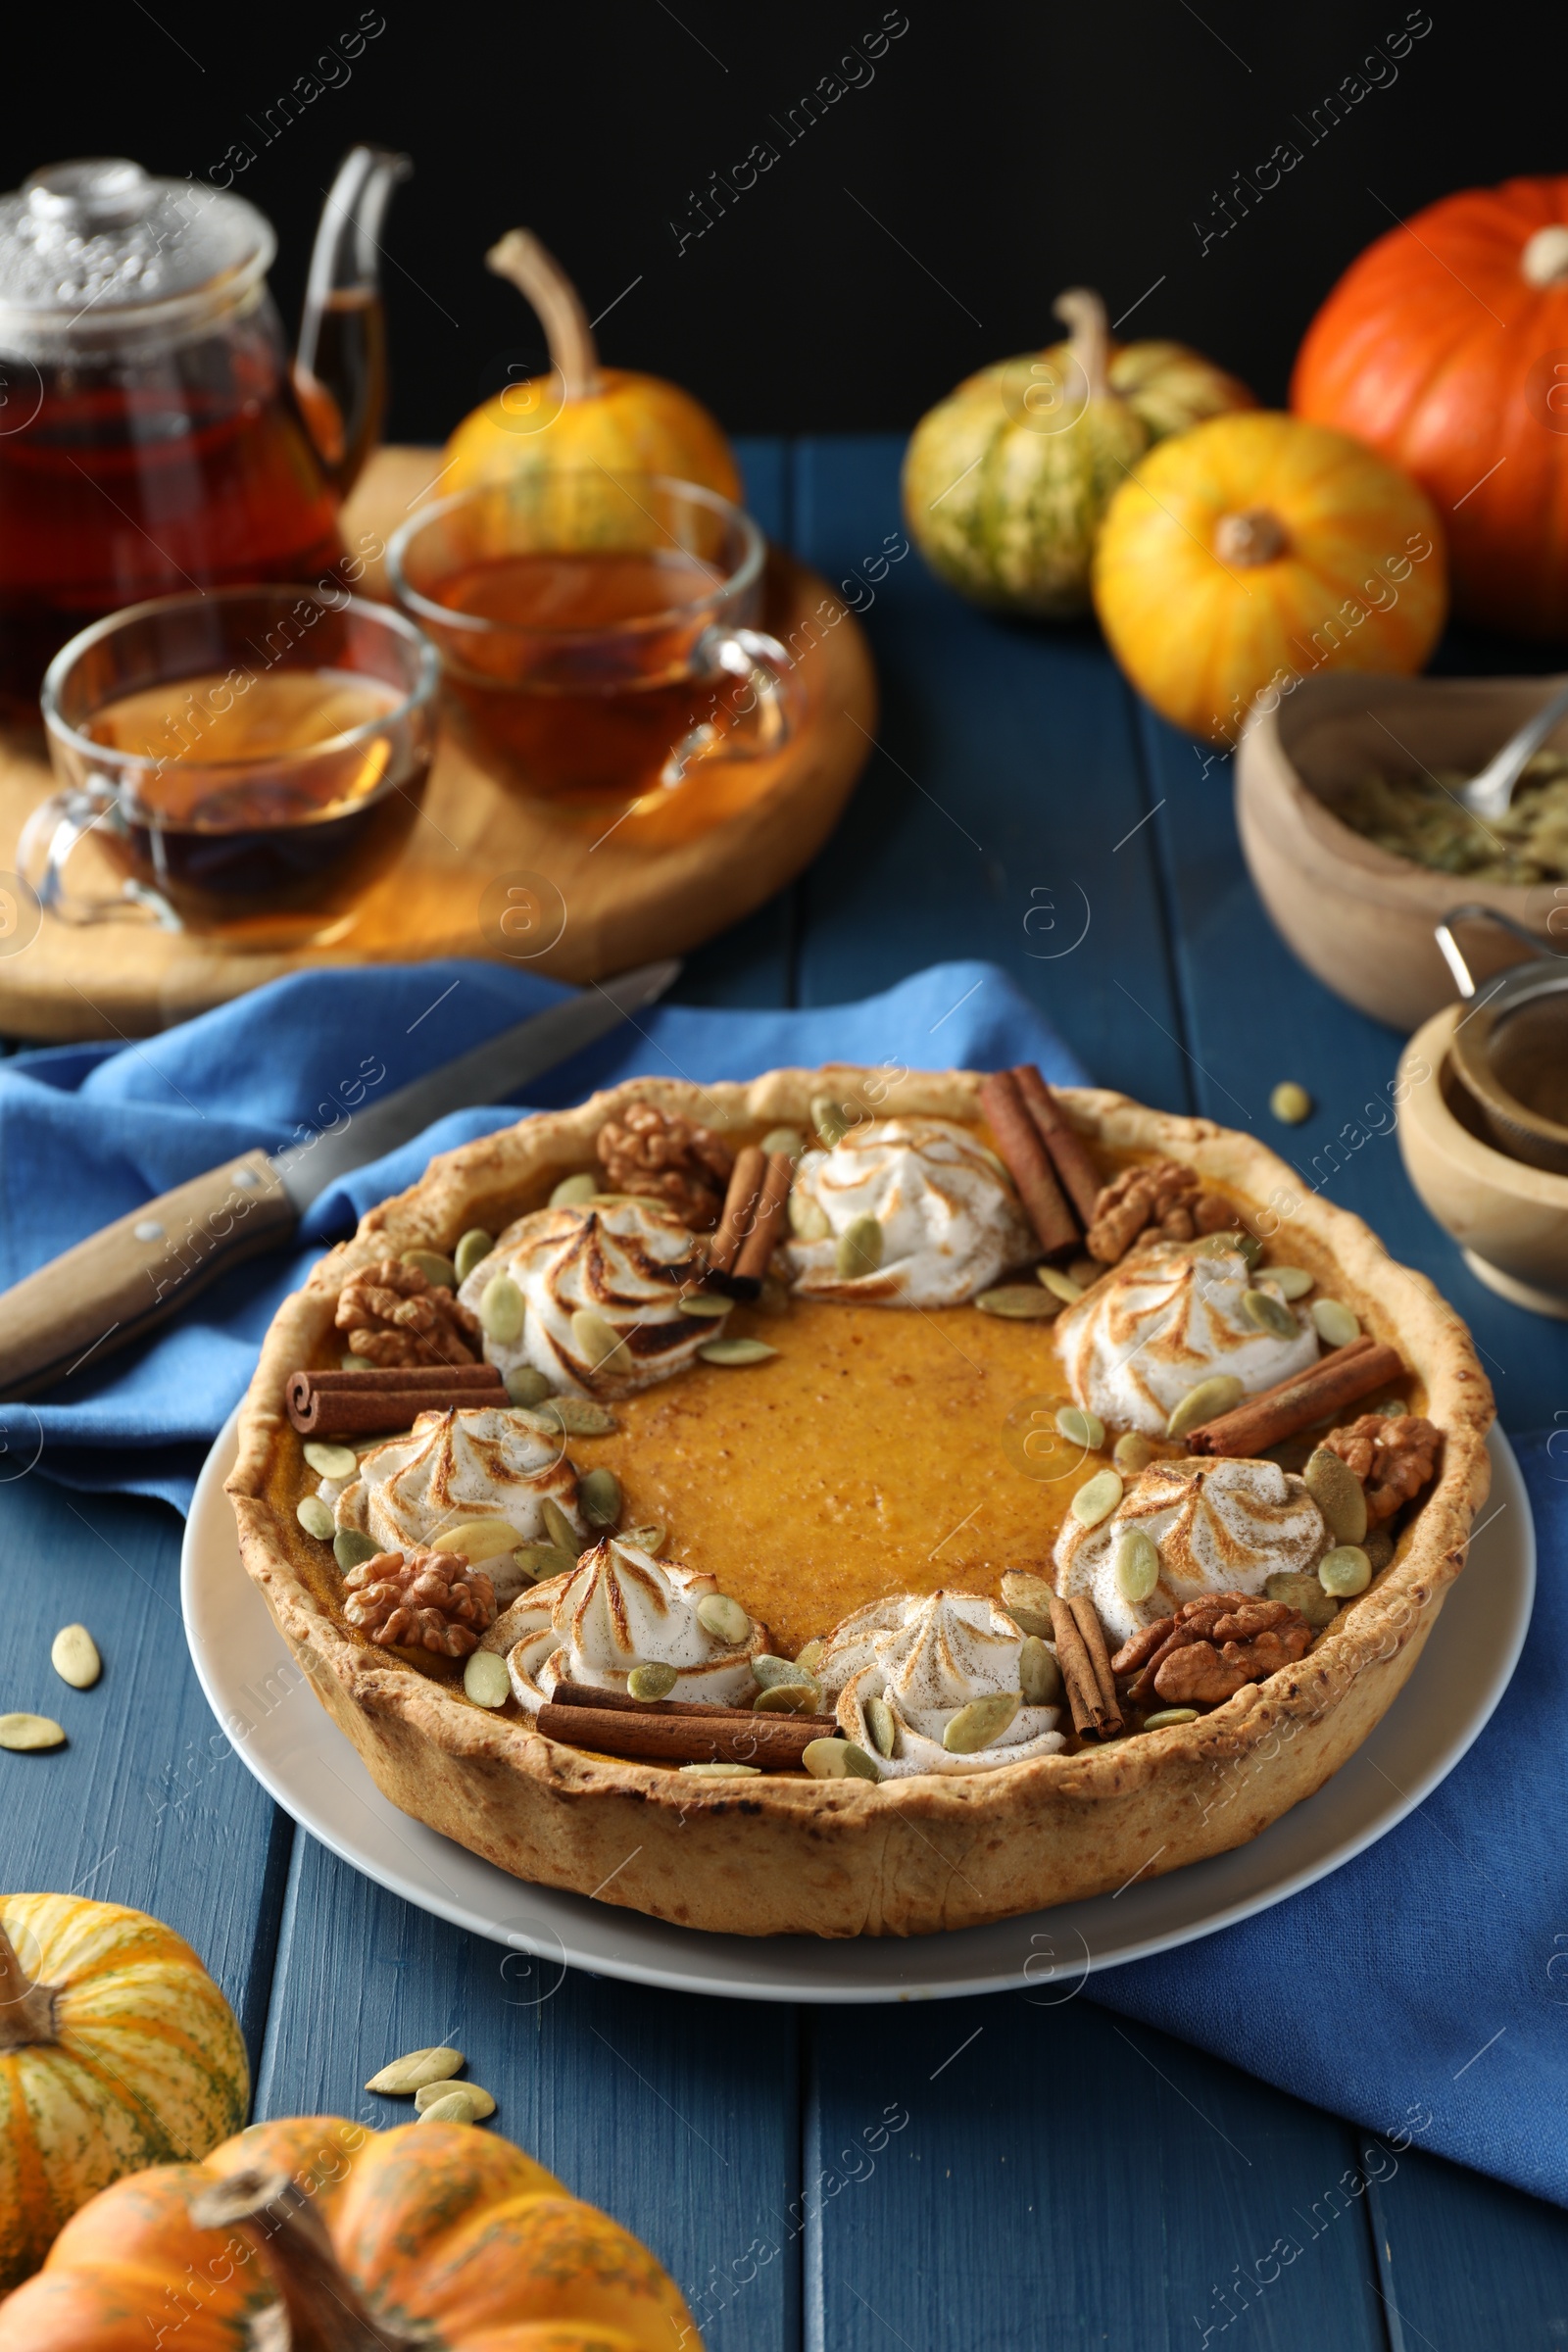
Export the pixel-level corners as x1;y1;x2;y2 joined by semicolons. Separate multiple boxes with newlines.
193;2169;416;2352
1213;507;1289;567
486;229;603;403
1522;223;1568;287
1053;288;1111;404
0;1919;58;2048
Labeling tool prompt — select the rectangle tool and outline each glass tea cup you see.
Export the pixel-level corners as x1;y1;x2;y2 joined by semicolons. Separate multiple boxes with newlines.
386;472;800;809
24;585;438;948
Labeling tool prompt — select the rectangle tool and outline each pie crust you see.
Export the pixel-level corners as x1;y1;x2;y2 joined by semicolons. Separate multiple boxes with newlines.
226;1071;1494;1938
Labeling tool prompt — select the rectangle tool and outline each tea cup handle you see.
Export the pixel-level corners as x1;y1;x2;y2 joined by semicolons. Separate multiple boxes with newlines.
660;626;801;788
17;784;165;927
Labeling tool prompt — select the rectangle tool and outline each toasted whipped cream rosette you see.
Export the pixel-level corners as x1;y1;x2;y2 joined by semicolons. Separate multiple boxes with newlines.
817;1589;1064;1777
460;1198;710;1396
479;1540;768;1715
1054;1456;1329;1646
328;1406;584;1606
785;1116;1035;1305
1055;1240;1318;1436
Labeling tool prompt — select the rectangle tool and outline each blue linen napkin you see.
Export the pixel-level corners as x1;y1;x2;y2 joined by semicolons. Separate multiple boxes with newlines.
0;957;1552;2207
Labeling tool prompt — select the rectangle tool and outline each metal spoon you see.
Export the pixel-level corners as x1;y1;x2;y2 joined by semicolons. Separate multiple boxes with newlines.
1458;676;1568;819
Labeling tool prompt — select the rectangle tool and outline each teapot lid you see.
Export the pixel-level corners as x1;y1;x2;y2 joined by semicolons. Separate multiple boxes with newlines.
0;158;274;343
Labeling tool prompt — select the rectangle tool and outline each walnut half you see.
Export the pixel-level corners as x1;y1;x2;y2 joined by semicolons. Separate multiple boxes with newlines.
1322;1414;1442;1523
596;1100;734;1230
1086;1160;1239;1263
342;1546;498;1657
1112;1592;1312;1709
335;1258;482;1369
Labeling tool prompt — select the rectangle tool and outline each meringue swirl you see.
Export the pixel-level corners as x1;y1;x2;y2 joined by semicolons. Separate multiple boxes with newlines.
479;1540;766;1715
1055;1241;1318;1436
785;1117;1035;1305
818;1590;1064;1777
459;1198;711;1396
329;1405;583;1606
1054;1455;1328;1645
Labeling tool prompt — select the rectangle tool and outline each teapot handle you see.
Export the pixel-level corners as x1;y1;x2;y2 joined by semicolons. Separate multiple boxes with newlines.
294;146;412;497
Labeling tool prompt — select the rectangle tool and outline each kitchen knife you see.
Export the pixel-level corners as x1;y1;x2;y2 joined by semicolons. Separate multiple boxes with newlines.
0;958;680;1402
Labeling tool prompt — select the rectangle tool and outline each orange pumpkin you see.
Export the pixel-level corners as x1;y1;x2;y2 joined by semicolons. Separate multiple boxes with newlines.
1091;412;1446;745
0;2112;700;2350
1292;175;1568;637
444;230;742;505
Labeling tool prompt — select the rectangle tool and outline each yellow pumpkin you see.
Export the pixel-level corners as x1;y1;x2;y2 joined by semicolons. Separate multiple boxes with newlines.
0;2112;700;2350
0;1894;248;2293
902;288;1254;618
443;230;742;504
1091;412;1447;744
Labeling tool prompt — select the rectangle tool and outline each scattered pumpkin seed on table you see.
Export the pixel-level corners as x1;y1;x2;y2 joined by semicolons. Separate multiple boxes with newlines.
463;1651;511;1708
303;1440;357;1482
415;2079;496;2119
803;1738;880;1782
454;1228;494;1282
550;1172;599;1208
334;1529;381;1573
480;1274;525;1345
0;1713;65;1751
51;1624;101;1690
1311;1298;1361;1348
697;1593;751;1644
418;2091;479;2126
402;1248;458;1292
977;1284;1058;1319
627;1662;679;1701
1054;1404;1105;1451
366;2045;466;2095
296;1494;335;1542
698;1337;778;1366
1270;1081;1313;1125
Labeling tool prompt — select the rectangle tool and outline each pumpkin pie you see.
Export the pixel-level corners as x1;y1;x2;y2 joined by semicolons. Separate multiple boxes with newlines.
227;1066;1493;1937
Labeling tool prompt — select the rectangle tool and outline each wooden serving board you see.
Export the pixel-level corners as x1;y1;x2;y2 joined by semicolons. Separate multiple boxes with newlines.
0;447;876;1041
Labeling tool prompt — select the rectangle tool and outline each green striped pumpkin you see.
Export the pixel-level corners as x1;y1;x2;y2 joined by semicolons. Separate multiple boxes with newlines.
902;289;1254;618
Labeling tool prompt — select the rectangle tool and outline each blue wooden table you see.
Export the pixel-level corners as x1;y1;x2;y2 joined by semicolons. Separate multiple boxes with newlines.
5;434;1567;2347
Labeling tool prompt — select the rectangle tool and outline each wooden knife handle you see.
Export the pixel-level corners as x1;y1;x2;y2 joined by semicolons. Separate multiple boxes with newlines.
0;1150;296;1401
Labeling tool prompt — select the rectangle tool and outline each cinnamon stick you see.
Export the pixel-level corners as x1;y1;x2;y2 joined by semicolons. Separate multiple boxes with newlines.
978;1071;1078;1258
287;1365;505;1435
733;1152;795;1282
1012;1064;1103;1229
1068;1593;1123;1735
552;1678;834;1728
709;1147;766;1274
536;1700;827;1767
1049;1593;1114;1739
1186;1337;1402;1457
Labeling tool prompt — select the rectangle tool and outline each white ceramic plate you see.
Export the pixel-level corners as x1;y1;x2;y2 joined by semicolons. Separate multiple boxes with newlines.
183;1419;1533;2004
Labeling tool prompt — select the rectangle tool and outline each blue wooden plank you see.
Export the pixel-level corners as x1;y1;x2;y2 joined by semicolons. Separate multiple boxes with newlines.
1366;2144;1568;2343
788;436;1192;1108
0;1476;289;2081
256;1831;800;2352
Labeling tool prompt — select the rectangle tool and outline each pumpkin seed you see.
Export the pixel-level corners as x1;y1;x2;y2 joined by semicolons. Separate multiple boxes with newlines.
1303;1446;1368;1544
454;1228;495;1283
1376;1398;1407;1419
1166;1375;1244;1440
677;1294;732;1318
296;1494;335;1542
617;1523;667;1557
1235;1231;1263;1268
1142;1708;1200;1730
1036;1265;1084;1303
755;1679;824;1714
572;1307;626;1370
1113;1431;1153;1474
627;1662;679;1700
402;1247;458;1293
1363;1527;1395;1572
1263;1570;1339;1630
697;1337;779;1367
864;1694;898;1756
578;1468;622;1529
415;2079;496;2119
1018;1635;1063;1706
341;1352;375;1372
1320;1544;1372;1596
837;1215;884;1281
365;2045;466;2095
760;1125;806;1159
333;1528;381;1573
943;1692;1020;1753
303;1440;358;1482
789;1192;831;1242
1191;1233;1242;1260
1311;1298;1361;1348
551;1172;600;1208
0;1713;65;1752
1269;1081;1313;1125
504;1365;554;1408
542;1498;584;1557
1261;1265;1314;1300
753;1653;814;1690
514;1544;578;1582
547;1397;619;1436
1071;1469;1122;1528
480;1274;525;1345
1000;1572;1054;1638
1114;1527;1160;1605
811;1093;852;1148
463;1651;512;1708
680;1761;761;1776
1054;1404;1105;1450
795;1639;826;1676
418;2091;478;2126
1242;1286;1300;1341
432;1518;524;1563
697;1593;751;1644
803;1738;880;1782
51;1624;101;1690
976;1285;1059;1320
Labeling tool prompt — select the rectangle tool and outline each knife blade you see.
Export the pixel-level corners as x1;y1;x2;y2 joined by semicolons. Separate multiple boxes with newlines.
0;958;680;1402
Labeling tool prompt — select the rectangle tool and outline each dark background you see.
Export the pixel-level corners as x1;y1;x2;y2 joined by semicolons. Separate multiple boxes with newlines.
2;1;1560;441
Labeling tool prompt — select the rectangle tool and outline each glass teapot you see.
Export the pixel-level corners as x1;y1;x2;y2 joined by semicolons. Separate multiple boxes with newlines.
0;146;409;712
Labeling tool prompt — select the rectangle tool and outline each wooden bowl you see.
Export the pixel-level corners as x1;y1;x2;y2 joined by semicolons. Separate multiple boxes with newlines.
1398;1004;1568;1319
1235;672;1568;1032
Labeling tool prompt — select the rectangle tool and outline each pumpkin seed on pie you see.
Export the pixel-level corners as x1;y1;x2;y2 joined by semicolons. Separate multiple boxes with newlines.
617;1523;668;1556
1114;1528;1159;1604
480;1274;525;1344
1303;1446;1367;1544
1000;1573;1054;1638
698;1337;778;1366
677;1295;732;1317
697;1593;751;1643
504;1365;554;1408
1018;1636;1062;1706
432;1518;526;1563
464;1651;512;1708
296;1494;335;1542
333;1528;381;1573
943;1693;1019;1753
303;1440;357;1482
1311;1298;1361;1348
1166;1375;1243;1439
514;1543;578;1582
1054;1404;1105;1450
977;1285;1059;1320
755;1679;824;1714
1036;1265;1084;1303
1242;1287;1299;1341
760;1126;806;1158
542;1498;584;1556
402;1247;458;1293
803;1738;879;1782
1071;1469;1123;1527
454;1228;494;1282
1319;1544;1372;1596
550;1172;599;1207
578;1468;622;1528
1261;1264;1314;1299
836;1215;884;1280
628;1662;679;1700
864;1694;897;1755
